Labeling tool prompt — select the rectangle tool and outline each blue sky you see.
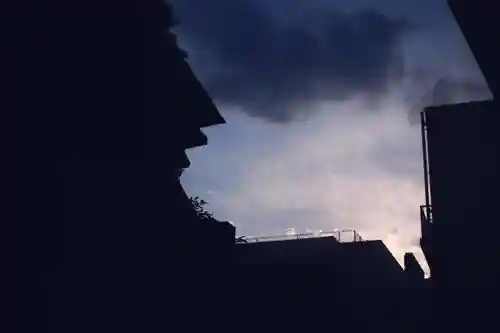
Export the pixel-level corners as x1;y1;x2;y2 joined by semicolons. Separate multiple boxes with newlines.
172;0;491;271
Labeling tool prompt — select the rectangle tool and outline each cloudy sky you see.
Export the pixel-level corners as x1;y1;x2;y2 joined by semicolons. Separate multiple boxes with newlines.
172;0;491;272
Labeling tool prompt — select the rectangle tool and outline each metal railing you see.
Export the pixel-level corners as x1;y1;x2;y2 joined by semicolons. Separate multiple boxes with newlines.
420;204;433;249
420;205;433;224
421;112;432;216
237;229;363;244
419;204;434;273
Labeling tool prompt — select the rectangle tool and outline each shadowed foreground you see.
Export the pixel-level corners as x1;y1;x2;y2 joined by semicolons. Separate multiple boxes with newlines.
16;1;500;332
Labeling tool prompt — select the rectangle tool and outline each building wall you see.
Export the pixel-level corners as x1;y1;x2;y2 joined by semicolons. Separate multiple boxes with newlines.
236;239;423;333
336;241;407;332
425;101;500;277
237;237;342;264
424;101;500;331
18;3;228;332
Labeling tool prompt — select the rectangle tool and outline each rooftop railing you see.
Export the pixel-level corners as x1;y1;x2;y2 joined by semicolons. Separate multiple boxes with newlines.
238;228;363;244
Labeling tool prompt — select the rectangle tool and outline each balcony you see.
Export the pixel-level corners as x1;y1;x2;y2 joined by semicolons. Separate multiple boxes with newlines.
420;205;433;225
419;205;434;274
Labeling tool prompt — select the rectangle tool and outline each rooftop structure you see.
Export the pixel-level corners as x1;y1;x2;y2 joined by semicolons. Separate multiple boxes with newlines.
240;228;364;244
236;230;429;333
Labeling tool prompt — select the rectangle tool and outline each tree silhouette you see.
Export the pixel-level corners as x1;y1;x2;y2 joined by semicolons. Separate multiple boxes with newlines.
235;236;248;244
190;196;217;221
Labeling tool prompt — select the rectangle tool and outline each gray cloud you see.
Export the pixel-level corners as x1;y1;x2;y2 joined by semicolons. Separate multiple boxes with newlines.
404;72;491;126
409;237;421;247
182;99;429;269
171;0;412;122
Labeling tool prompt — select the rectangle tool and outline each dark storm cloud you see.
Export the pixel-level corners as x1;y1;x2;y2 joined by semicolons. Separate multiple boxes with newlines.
171;0;412;122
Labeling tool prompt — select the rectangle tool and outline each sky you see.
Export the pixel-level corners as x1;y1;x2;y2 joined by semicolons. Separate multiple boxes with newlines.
172;0;492;272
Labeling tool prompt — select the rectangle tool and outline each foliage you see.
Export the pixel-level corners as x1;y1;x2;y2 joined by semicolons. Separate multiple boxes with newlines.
235;236;248;244
190;196;216;221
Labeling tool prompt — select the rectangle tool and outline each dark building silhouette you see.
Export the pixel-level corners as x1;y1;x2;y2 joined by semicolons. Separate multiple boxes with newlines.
417;2;500;333
17;2;234;332
236;230;430;333
419;101;500;333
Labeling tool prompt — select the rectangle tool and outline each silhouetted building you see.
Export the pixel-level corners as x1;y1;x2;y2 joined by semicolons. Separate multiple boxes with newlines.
237;230;429;333
420;101;499;276
416;2;500;333
419;101;500;333
17;2;233;332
